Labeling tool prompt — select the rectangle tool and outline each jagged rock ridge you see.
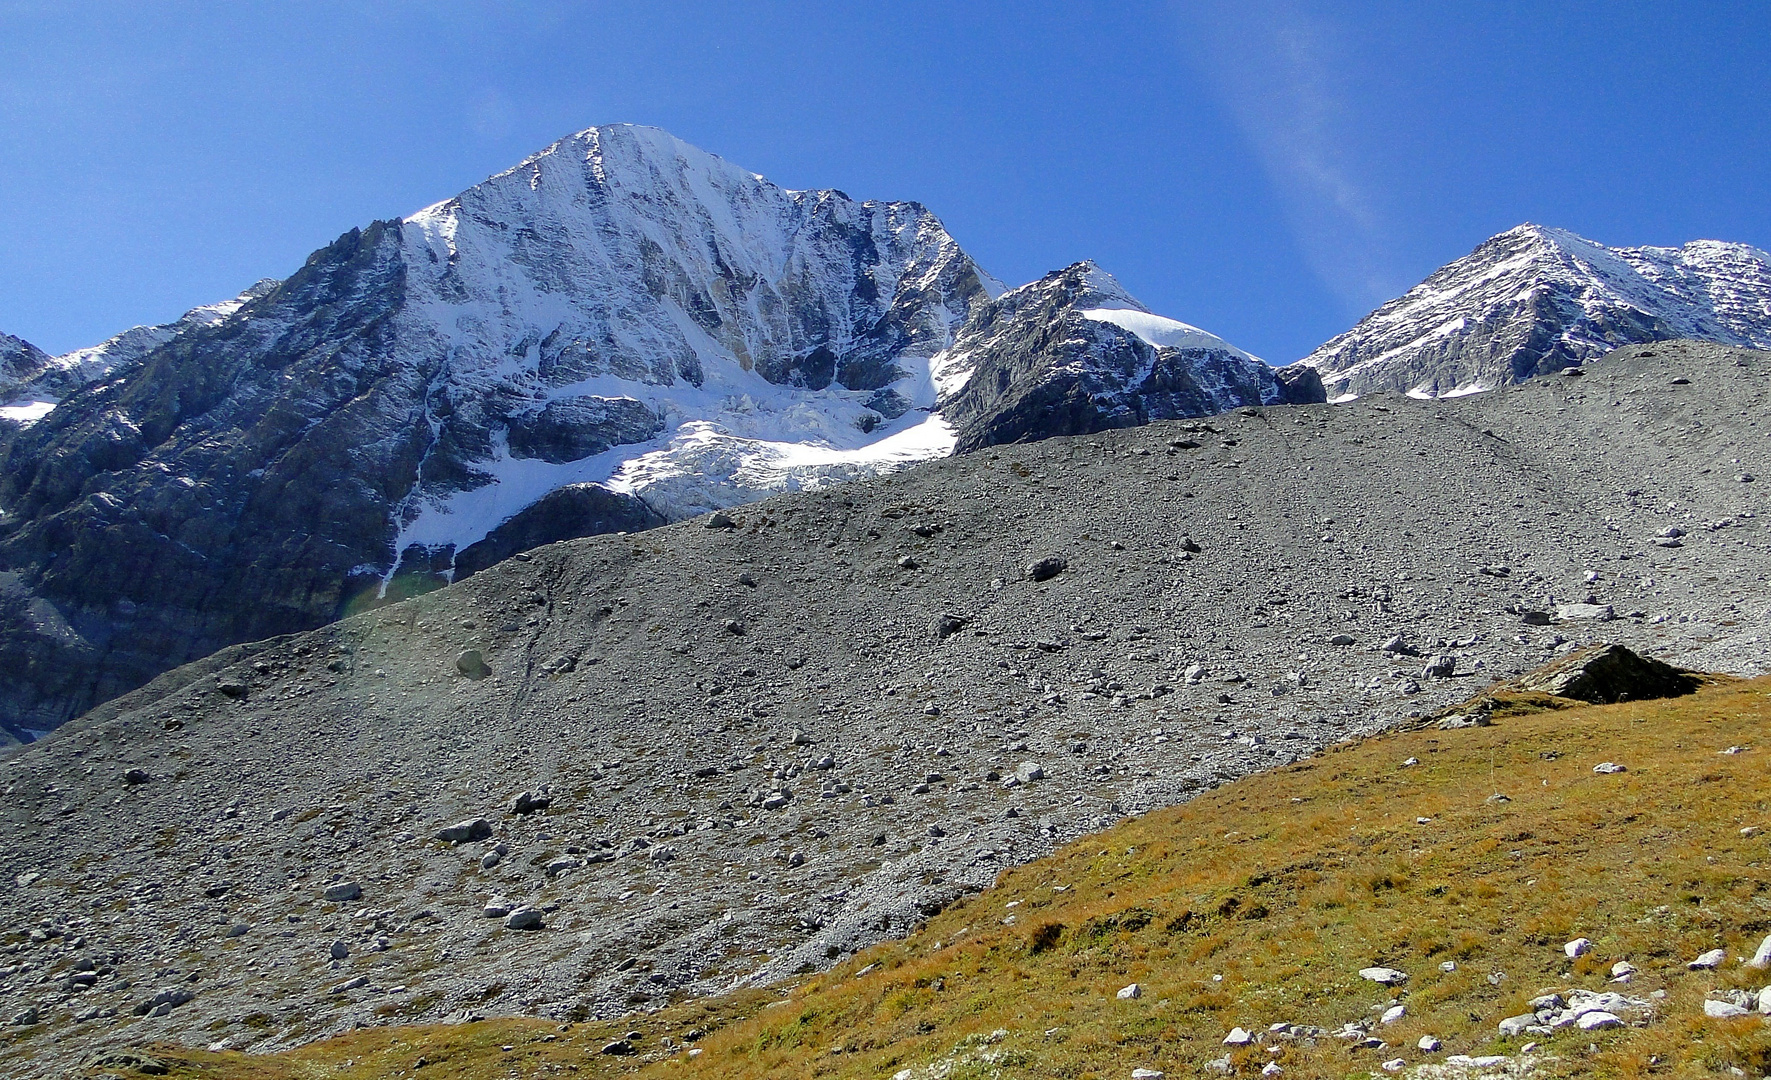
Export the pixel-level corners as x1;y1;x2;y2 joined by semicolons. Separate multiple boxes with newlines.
1303;224;1771;399
936;263;1323;450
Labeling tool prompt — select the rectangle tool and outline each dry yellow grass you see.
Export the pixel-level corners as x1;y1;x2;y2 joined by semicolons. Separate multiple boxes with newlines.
85;677;1771;1079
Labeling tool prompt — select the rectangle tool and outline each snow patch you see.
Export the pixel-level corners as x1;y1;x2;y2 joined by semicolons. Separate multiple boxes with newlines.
1081;308;1260;362
0;400;57;425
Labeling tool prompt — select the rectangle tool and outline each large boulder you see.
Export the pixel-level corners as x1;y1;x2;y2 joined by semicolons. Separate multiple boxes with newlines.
1514;643;1701;704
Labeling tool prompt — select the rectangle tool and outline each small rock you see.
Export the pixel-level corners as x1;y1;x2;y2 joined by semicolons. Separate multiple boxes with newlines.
1705;1000;1750;1019
1016;762;1045;783
791;729;814;746
123;768;152;786
934;613;969;640
1418;1035;1442;1052
505;907;544;931
1439;961;1458;973
455;649;491;680
1117;983;1142;1000
1497;1013;1537;1037
1381;1060;1406;1074
1330;634;1356;646
329;940;350;960
1748;933;1771;969
1578;1010;1623;1029
1689;947;1726;970
601;1039;634;1055
483;899;513;918
1131;1070;1165;1080
480;851;501;870
1261;1064;1282;1077
1025;555;1068;582
897;555;919;570
1557;603;1615;622
509;791;552;816
1592;762;1627;775
1757;985;1771;1015
704;511;735;529
1178;535;1202;554
216;678;249;698
1359;967;1409;984
1380;1004;1406;1024
1565;937;1592;958
436;818;493;844
322;881;362;902
1422;655;1456;679
1610;961;1636;980
1223;1026;1252;1045
11;1007;39;1026
225;923;251;938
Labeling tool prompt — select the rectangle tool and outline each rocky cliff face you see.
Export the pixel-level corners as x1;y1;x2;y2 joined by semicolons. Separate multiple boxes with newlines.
1302;224;1771;399
0;125;999;742
938;263;1323;451
0;332;54;411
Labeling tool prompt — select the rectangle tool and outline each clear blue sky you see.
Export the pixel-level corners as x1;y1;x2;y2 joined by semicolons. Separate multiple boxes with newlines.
2;2;1767;361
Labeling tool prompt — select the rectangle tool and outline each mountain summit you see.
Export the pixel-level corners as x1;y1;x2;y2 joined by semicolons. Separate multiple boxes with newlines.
0;124;1285;742
1303;224;1771;399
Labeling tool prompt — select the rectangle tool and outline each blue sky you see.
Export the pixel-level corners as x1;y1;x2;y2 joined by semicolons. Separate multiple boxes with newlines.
1;1;1767;361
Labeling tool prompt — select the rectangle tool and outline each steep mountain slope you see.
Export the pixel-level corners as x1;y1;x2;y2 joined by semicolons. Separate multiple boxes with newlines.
1304;224;1771;399
935;263;1323;451
1;341;1765;1076
0;332;54;422
0;125;999;742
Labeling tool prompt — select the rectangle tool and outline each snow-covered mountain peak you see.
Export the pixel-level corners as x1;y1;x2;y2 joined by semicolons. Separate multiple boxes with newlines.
1303;223;1771;399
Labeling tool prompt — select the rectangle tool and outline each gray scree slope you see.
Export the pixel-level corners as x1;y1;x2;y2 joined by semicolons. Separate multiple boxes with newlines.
0;340;1767;1076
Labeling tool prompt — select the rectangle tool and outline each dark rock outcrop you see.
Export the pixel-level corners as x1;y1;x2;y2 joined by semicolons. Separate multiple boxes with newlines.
941;263;1324;451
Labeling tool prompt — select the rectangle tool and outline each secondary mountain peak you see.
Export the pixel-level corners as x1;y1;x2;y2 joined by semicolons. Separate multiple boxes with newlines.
1303;223;1771;399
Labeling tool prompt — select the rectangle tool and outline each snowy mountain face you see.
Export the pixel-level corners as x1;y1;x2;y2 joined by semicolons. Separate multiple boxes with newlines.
1304;224;1771;399
937;262;1324;450
0;125;1000;740
0;333;54;422
0;282;279;426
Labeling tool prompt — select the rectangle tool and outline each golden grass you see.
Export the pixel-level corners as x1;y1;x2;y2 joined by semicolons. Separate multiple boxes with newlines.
85;678;1771;1079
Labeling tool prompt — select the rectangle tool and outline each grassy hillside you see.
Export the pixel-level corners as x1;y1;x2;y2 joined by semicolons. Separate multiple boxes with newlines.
92;677;1771;1079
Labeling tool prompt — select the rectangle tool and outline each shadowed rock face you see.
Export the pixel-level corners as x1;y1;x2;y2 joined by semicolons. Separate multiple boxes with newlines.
938;263;1324;452
0;332;53;403
1516;643;1703;704
1303;224;1771;399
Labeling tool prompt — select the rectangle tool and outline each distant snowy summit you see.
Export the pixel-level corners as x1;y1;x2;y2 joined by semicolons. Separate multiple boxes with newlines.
0;123;1276;742
1303;223;1771;400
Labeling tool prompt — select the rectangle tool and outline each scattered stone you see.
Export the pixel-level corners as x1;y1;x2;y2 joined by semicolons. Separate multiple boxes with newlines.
1422;655;1456;679
505;907;544;931
216;677;249;699
1015;762;1045;783
1610;961;1636;980
322;881;362;902
483;899;513;918
225;923;251;938
330;939;350;960
1418;1035;1442;1052
704;511;735;529
456;649;491;680
1381;1060;1406;1073
1557;602;1615;622
1439;961;1458;973
11;1007;39;1026
509;791;552;815
1705;999;1751;1019
1380;1004;1406;1024
1330;634;1356;646
1689;948;1727;970
1025;555;1068;582
1131;1070;1165;1080
1117;983;1142;1000
1593;762;1626;775
934;613;969;639
437;818;493;844
1748;933;1771;969
897;555;919;570
1497;1013;1537;1037
332;976;369;994
1178;535;1202;554
123;767;152;785
1565;937;1592;958
1223;1026;1252;1045
601;1039;634;1055
1359;967;1408;984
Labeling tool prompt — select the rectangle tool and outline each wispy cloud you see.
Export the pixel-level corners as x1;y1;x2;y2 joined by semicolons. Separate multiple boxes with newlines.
1175;1;1402;309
